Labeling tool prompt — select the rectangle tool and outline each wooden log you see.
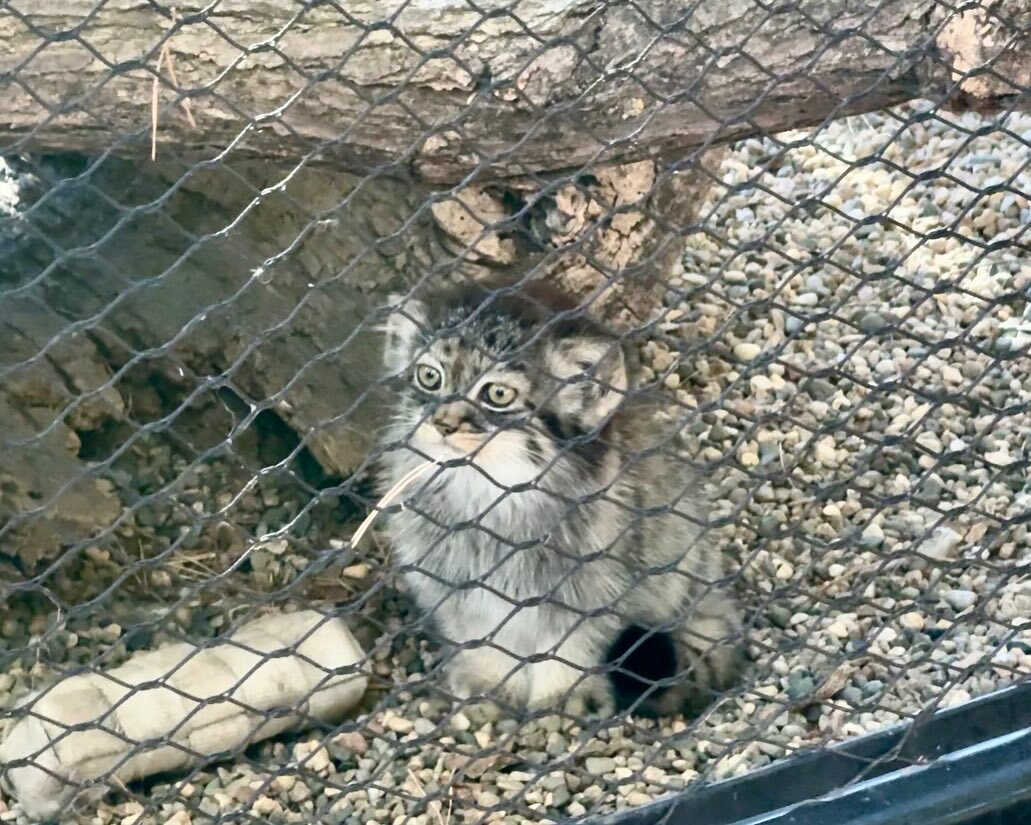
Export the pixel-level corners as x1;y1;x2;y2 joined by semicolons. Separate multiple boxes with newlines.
0;1;1026;182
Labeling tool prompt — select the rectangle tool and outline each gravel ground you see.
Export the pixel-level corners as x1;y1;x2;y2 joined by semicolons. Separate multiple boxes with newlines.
2;100;1029;824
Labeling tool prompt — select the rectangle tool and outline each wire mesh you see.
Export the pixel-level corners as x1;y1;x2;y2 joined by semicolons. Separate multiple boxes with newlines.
1;1;1029;824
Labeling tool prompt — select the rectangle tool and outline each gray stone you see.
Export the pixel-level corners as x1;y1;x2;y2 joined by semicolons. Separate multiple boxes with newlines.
758;514;781;538
786;672;815;701
413;718;437;737
585;757;617;775
943;589;977;611
806;378;837;400
547;733;570;757
840;686;864;705
549;785;572;808
768;605;792;629
858;311;889;333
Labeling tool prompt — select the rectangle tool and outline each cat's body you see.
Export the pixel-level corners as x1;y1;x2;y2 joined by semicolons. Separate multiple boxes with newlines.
377;280;742;718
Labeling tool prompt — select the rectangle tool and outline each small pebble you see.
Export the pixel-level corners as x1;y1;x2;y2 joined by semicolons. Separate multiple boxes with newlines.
943;688;973;708
827;621;852;639
413;718;436;737
900;612;926;631
384;715;415;734
859;312;888;333
734;342;762;362
918;526;961;561
786;672;815;700
943;589;977;611
476;791;501;808
840;686;863;705
861;522;885;547
585;757;617;776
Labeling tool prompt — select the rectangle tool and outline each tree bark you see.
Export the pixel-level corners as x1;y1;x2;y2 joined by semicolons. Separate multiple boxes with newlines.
0;1;1026;182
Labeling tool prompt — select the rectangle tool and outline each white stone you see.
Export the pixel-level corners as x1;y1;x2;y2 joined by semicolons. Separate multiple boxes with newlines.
900;611;925;631
861;522;885;546
585;757;616;775
943;589;977;611
734;342;762;362
985;449;1014;466
876;627;898;645
815;437;837;464
915;432;942;454
942;688;972;708
917;526;962;561
827;620;852;639
476;791;501;808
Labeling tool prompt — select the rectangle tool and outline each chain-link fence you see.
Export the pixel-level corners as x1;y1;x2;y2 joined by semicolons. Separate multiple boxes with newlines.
1;1;1029;823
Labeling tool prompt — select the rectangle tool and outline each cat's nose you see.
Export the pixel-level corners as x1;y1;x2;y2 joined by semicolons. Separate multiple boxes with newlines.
431;404;476;437
431;407;462;436
434;418;458;436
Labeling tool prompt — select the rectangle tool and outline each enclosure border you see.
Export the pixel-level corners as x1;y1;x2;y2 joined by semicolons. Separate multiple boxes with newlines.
584;678;1031;825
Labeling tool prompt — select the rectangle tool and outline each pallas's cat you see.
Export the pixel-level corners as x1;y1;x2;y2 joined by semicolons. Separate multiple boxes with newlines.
378;279;742;718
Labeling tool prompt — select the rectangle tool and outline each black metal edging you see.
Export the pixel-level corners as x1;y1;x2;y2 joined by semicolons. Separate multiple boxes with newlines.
585;678;1031;825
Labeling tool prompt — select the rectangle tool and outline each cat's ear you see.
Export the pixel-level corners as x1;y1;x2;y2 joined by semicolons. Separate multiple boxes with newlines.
549;336;629;428
381;293;427;374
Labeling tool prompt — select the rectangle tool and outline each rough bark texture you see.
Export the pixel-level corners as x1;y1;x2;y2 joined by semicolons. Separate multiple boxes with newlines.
934;4;1031;114
1;1;1027;182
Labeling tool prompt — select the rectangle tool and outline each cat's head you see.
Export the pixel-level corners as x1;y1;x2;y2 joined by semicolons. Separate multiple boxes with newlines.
380;280;630;488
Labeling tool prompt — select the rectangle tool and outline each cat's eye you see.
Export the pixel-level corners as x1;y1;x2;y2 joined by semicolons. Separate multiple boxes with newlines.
481;382;517;408
415;364;443;391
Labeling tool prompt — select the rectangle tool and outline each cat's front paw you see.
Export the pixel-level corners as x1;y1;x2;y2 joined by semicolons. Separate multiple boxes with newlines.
445;647;526;720
563;675;617;721
458;698;506;726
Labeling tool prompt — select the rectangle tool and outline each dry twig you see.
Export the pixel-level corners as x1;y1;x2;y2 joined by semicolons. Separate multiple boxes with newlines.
151;8;196;161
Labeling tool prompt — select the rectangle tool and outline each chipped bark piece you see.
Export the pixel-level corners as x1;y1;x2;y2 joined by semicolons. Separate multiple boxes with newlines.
935;5;1031;114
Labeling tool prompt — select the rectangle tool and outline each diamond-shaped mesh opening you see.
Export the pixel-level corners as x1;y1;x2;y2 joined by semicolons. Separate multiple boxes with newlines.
1;2;1029;824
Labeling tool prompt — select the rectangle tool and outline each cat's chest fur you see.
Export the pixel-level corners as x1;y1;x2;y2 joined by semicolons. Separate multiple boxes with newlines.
384;458;633;631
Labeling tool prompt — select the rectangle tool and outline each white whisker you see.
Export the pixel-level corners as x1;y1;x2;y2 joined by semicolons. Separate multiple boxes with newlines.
350;459;436;548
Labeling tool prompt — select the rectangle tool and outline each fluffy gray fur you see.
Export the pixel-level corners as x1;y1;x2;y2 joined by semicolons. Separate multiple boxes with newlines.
377;279;743;719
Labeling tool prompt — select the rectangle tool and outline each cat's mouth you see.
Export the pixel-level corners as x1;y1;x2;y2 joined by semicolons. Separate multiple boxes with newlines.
442;432;484;454
413;423;485;460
